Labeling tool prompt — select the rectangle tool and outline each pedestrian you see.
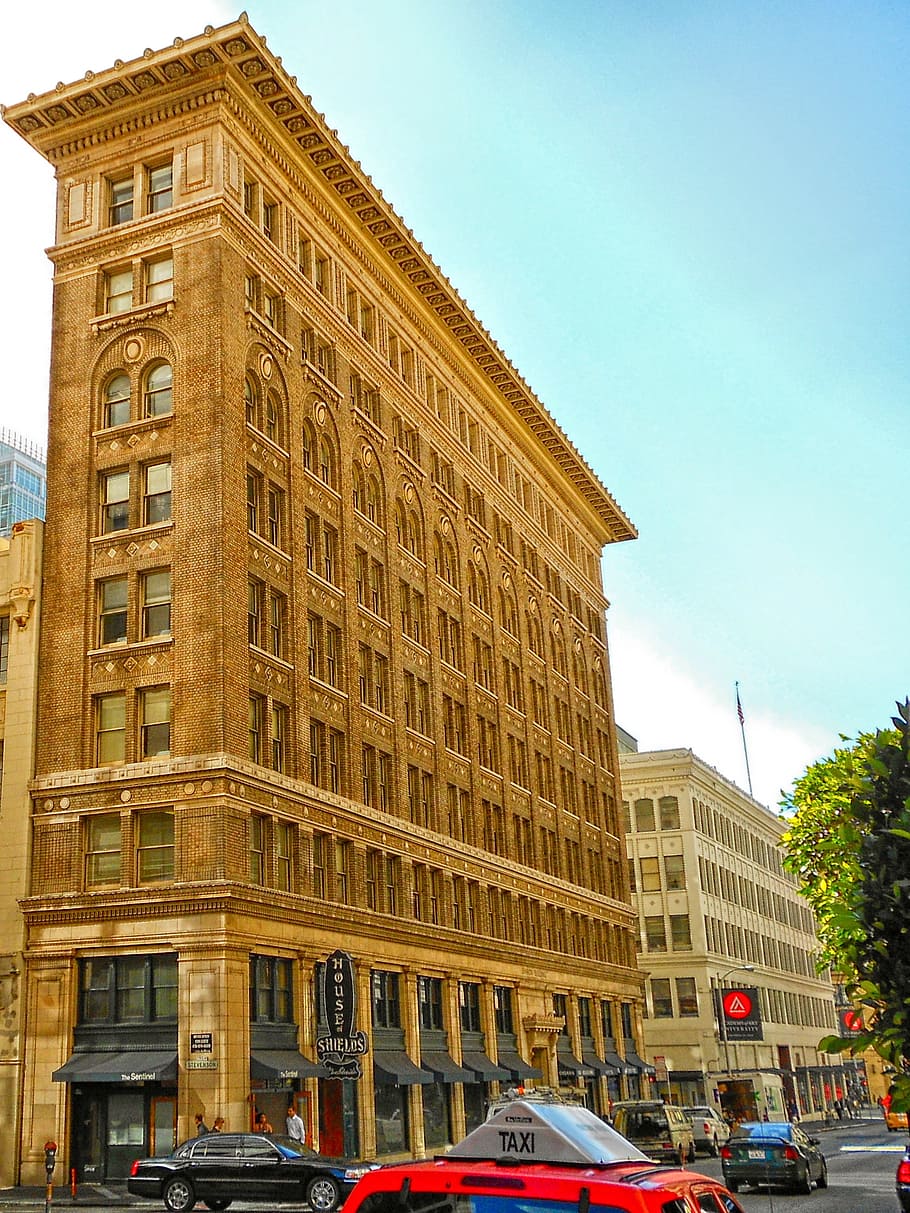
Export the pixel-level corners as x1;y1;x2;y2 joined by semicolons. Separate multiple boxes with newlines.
254;1111;273;1133
787;1100;799;1124
194;1112;209;1135
762;1109;769;1122
286;1105;306;1143
211;1117;225;1132
834;1098;844;1121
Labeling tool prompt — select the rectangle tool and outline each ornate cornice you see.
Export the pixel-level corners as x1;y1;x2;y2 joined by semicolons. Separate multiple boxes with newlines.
2;16;635;544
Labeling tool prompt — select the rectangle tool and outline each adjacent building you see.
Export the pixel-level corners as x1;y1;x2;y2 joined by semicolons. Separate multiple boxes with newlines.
620;744;847;1120
0;433;46;538
4;17;644;1183
0;521;43;1188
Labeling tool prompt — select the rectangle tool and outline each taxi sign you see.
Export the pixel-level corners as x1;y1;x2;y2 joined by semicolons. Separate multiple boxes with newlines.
447;1099;649;1165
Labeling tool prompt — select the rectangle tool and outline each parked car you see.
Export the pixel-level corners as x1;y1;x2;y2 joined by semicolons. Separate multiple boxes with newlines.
611;1099;696;1164
344;1098;746;1213
720;1121;827;1194
683;1105;731;1156
897;1143;910;1211
128;1132;375;1213
887;1108;910;1132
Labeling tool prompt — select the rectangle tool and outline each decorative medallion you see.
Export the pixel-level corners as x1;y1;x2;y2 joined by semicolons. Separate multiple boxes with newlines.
473;544;483;562
314;401;326;426
124;337;144;363
440;515;451;537
528;595;537;613
59;798;70;810
120;790;132;803
183;783;195;796
259;352;273;380
361;445;373;467
502;571;512;591
404;481;414;504
193;50;217;67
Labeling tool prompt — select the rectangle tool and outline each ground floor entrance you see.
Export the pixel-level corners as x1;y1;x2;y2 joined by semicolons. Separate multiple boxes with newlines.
71;1085;176;1180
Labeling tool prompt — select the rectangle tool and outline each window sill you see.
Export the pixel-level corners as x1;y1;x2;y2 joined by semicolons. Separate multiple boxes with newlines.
91;299;174;333
92;521;174;545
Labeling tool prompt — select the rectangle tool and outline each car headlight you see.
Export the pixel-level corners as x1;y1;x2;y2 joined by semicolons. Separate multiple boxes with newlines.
343;1165;378;1181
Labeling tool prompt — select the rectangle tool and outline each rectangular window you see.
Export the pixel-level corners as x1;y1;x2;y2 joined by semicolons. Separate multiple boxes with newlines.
86;813;121;885
99;577;128;646
250;955;294;1024
670;913;692;950
644;915;667;952
493;985;514;1034
79;955;177;1024
271;702;287;772
144;462;172;525
247;471;261;533
676;977;699;1017
106;268;133;314
269;591;286;659
267;485;283;548
371;970;401;1029
140;686;171;757
651;978;673;1017
110;176;134;225
276;821;292;892
96;692;126;765
249;694;264;763
459;981;482;1033
664;853;686;890
137;810;174;883
146;256;174;303
639;855;661;892
147;162;173;213
101;470;130;533
142;570;171;638
417;975;444;1030
249;814;265;884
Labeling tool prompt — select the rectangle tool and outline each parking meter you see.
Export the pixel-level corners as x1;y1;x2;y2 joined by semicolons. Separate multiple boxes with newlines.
44;1142;57;1178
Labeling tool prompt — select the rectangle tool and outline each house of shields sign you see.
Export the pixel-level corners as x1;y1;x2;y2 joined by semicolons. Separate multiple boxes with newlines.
316;949;368;1079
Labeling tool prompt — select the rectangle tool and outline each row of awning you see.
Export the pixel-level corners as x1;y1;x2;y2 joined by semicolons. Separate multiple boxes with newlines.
54;1045;649;1086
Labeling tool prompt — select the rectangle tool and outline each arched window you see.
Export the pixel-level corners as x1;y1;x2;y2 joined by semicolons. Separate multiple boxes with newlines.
103;372;130;428
467;561;489;613
244;375;258;428
144;362;173;418
364;474;382;526
318;435;336;488
526;611;543;657
301;420;315;473
265;390;282;445
572;645;588;696
352;463;364;513
550;632;568;679
498;586;517;636
434;533;458;588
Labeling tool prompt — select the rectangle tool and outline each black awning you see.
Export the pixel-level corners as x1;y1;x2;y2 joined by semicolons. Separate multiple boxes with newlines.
603;1048;637;1076
581;1050;619;1077
461;1050;511;1082
556;1049;596;1079
374;1051;433;1086
497;1049;543;1080
53;1051;177;1083
421;1051;475;1083
624;1049;656;1075
250;1050;326;1081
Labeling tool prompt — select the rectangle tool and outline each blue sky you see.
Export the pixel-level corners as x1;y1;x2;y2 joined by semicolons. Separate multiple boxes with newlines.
2;0;908;808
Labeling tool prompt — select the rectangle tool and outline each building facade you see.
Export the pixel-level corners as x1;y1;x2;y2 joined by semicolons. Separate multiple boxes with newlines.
620;745;847;1121
0;433;46;538
0;521;43;1187
4;18;644;1183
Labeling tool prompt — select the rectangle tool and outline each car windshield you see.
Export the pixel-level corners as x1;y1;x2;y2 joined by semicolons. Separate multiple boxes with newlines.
270;1134;319;1159
683;1108;713;1118
733;1122;792;1140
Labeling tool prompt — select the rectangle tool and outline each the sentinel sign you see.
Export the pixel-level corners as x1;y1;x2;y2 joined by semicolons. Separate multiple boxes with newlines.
316;949;368;1079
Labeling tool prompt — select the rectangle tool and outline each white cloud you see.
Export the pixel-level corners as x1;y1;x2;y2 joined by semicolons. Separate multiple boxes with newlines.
608;617;831;809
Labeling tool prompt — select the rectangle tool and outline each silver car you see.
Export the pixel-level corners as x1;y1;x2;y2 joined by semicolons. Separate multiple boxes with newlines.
683;1105;731;1156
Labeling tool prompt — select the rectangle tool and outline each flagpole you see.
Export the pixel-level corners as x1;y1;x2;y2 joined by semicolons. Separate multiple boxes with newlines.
736;681;754;797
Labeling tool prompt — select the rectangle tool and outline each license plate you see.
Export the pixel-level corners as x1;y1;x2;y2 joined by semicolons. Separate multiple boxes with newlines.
748;1150;766;1159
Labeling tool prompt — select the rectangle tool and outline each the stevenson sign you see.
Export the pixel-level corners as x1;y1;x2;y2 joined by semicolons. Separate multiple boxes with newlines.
316;949;368;1079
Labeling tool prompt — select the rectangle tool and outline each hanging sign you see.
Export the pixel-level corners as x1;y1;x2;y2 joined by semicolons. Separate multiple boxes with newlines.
720;987;763;1041
316;949;368;1079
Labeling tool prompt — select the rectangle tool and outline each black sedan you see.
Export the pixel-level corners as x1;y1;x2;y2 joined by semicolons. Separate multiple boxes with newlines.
128;1132;375;1212
720;1121;828;1194
898;1142;910;1211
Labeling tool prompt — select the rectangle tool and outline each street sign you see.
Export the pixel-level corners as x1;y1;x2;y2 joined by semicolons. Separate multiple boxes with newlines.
839;1008;864;1037
720;986;763;1041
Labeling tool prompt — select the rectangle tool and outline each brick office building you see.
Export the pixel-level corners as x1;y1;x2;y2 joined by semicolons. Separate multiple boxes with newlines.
4;18;643;1182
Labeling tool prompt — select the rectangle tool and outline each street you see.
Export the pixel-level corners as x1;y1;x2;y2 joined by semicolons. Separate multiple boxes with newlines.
691;1116;905;1212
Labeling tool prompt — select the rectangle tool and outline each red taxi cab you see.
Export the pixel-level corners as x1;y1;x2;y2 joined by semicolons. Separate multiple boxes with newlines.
345;1100;744;1213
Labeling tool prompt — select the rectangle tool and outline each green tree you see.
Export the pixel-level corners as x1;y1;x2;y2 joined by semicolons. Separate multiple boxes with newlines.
782;702;910;1109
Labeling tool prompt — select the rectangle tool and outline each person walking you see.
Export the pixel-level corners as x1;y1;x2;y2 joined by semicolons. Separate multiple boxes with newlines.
254;1111;273;1133
286;1105;306;1144
211;1117;225;1132
194;1113;210;1135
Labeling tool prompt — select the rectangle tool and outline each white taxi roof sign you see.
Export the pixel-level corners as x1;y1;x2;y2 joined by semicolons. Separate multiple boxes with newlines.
447;1099;650;1165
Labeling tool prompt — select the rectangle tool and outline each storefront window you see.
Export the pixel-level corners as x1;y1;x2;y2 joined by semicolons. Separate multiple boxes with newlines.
374;1081;408;1155
422;1081;451;1149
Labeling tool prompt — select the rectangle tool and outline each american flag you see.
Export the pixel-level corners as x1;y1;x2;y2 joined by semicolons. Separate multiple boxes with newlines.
736;686;745;726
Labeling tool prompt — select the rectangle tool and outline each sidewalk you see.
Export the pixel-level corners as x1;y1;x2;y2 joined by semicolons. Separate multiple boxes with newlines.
0;1184;139;1208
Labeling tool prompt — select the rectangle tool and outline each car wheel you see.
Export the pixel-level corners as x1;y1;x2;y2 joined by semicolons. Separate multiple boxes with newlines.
306;1174;342;1212
163;1177;196;1213
708;1135;719;1157
816;1160;828;1190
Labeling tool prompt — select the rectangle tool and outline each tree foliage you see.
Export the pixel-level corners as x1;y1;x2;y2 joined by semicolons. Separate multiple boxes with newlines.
781;702;910;1109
